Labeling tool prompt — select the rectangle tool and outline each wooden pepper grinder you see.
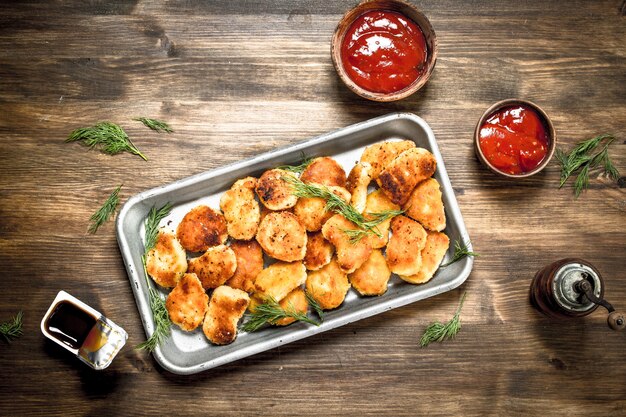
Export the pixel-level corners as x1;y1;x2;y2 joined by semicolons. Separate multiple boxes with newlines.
529;258;625;331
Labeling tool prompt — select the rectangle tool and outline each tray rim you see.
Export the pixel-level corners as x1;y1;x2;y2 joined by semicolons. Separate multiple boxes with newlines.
116;112;473;374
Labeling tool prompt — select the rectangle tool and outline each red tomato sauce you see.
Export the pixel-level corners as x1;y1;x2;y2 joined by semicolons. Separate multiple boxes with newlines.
340;10;428;94
479;105;550;175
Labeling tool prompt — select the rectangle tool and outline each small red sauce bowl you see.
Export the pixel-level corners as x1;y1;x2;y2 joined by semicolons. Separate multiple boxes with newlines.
331;0;438;102
474;99;557;178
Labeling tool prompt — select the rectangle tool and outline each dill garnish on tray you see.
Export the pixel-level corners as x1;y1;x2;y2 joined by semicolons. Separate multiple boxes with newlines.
137;203;173;352
241;297;320;332
284;175;402;242
441;239;479;268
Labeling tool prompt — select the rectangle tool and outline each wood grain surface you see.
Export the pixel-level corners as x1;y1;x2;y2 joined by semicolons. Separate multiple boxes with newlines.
1;0;625;416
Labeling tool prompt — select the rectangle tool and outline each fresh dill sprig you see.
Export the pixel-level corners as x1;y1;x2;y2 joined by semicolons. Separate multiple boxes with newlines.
66;122;147;161
343;209;405;243
305;291;324;322
284;176;401;242
241;297;320;333
557;134;620;198
137;202;173;352
143;202;173;252
420;293;466;348
440;239;479;268
0;311;23;343
134;117;173;133
277;153;312;174
89;184;122;234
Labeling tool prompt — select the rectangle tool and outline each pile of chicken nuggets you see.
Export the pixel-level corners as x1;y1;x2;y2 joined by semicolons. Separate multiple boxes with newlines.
145;140;449;345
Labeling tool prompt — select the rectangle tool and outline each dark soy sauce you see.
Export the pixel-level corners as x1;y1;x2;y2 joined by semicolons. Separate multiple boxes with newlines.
45;301;97;349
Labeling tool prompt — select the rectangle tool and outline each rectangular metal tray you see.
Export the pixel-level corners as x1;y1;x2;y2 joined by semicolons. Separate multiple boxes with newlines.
116;112;474;375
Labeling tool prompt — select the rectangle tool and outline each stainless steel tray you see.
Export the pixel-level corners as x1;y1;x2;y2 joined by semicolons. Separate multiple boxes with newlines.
116;112;473;375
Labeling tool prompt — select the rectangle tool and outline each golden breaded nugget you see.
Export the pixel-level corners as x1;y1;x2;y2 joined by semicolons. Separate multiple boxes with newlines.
345;162;373;213
300;156;346;187
220;177;261;240
377;148;437;205
275;287;309;326
321;214;372;274
363;189;400;249
166;273;209;331
256;169;298;210
226;240;263;293
303;231;334;271
145;228;188;288
306;258;350;310
386;215;427;276
176;205;228;252
402;178;446;232
349;249;391;296
360;140;415;179
188;244;237;289
203;285;250;345
399;231;450;284
256;211;307;262
253;261;307;304
293;185;350;232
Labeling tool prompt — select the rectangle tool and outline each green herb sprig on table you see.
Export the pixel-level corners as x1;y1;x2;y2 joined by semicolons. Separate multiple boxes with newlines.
284;176;403;242
66;122;148;161
420;293;466;348
0;311;23;343
556;134;620;198
134;117;173;133
136;203;173;352
89;184;122;234
440;239;479;268
241;297;321;333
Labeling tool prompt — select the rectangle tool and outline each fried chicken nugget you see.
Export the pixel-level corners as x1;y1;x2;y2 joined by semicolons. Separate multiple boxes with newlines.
188;244;237;289
176;205;228;252
303;231;334;271
300;156;347;187
377;148;437;205
349;249;391;296
306;258;350;310
293;185;350;232
225;240;263;293
220;177;261;240
166;273;209;331
345;162;373;213
399;231;450;284
275;287;309;326
256;211;307;262
321;214;373;274
364;189;400;249
256;169;298;210
402;178;446;232
253;261;307;306
203;285;250;345
145;228;188;288
360;140;415;179
386;215;427;276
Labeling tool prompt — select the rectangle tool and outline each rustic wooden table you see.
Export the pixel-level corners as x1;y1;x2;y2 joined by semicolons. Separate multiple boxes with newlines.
1;1;624;415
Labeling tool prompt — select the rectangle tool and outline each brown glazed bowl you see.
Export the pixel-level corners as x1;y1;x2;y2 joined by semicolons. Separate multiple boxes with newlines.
474;99;557;178
331;0;438;102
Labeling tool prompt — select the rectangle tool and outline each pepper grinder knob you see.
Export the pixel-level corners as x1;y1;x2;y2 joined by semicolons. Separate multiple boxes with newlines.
575;278;624;332
607;311;625;331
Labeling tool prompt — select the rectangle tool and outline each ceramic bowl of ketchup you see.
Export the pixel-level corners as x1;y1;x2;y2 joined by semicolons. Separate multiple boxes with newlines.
474;99;556;178
331;0;438;102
